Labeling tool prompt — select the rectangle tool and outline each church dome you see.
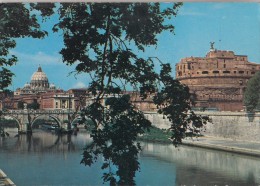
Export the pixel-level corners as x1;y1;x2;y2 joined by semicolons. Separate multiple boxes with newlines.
24;82;30;88
30;66;49;90
31;66;48;81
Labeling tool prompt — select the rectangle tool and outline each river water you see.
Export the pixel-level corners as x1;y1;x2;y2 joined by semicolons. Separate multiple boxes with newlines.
0;128;260;186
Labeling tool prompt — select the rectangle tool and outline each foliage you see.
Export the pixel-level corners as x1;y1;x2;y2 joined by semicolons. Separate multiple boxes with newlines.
17;101;24;110
48;3;209;185
137;126;172;143
244;72;260;112
153;66;209;146
0;89;13;97
81;95;151;185
0;111;9;137
27;99;40;110
0;3;48;90
2;3;210;185
0;126;9;137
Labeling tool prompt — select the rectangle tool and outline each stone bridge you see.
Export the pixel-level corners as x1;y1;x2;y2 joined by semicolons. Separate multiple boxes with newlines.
1;110;171;133
1;110;81;133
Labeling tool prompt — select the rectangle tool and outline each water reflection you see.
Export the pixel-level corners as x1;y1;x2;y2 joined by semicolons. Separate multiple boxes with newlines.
0;128;260;185
0;128;91;153
141;143;260;186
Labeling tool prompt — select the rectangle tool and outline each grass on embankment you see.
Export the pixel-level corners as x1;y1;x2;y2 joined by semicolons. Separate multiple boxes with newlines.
137;126;172;144
138;126;204;144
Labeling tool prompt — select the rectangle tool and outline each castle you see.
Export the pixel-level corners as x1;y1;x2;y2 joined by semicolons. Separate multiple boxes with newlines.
3;47;259;112
176;44;260;111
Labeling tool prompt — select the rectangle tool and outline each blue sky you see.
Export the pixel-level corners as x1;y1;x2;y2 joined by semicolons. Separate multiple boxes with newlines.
8;2;260;91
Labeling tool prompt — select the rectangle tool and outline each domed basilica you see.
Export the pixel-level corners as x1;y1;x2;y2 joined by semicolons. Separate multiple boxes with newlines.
15;66;56;95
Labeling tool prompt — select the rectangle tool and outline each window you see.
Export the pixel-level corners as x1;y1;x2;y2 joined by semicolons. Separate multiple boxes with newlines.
223;71;230;74
213;71;219;74
223;64;226;68
239;71;244;74
202;71;208;74
251;72;255;75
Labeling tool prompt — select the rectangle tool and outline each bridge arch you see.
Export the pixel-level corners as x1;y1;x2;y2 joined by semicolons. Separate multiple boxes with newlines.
2;115;21;131
31;114;62;128
71;114;82;125
70;115;94;129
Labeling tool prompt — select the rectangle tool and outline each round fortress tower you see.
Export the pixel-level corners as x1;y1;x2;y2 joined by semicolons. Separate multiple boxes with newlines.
175;47;260;111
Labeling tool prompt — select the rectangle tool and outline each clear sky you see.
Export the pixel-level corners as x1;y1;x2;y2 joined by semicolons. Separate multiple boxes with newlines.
8;2;260;91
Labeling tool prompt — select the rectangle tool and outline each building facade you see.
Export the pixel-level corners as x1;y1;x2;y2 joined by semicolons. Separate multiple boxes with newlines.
1;66;157;112
176;47;260;111
2;66;83;111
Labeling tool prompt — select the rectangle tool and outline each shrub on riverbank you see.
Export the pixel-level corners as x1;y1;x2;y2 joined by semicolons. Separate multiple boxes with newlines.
138;126;172;144
138;126;204;143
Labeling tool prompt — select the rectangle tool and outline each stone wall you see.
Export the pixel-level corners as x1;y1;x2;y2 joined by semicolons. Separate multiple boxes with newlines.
144;112;171;129
198;111;260;141
145;111;260;142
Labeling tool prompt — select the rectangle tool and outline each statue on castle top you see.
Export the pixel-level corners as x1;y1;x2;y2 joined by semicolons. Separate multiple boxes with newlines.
210;42;215;51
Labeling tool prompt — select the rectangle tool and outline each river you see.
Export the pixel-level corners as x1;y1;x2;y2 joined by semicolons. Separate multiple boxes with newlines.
0;128;260;186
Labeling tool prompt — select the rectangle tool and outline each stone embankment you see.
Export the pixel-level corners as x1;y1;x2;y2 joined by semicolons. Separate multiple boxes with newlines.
145;111;260;156
197;111;260;142
146;111;260;142
183;136;260;157
0;169;15;186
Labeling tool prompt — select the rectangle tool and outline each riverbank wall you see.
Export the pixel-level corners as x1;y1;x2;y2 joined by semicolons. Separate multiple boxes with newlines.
198;111;260;142
145;111;260;142
0;169;15;186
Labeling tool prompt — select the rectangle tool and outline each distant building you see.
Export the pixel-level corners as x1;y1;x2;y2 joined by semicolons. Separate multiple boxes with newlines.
14;65;56;96
1;66;157;112
123;91;157;112
176;46;260;111
2;66;83;111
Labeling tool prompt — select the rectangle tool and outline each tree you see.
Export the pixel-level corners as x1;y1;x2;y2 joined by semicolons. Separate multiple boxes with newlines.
0;110;9;137
0;3;53;136
17;101;24;110
49;3;209;185
244;72;260;112
0;3;50;90
1;3;209;185
27;99;40;110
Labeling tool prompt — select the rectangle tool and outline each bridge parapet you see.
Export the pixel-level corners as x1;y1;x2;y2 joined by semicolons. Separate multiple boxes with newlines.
1;109;80;133
2;109;76;115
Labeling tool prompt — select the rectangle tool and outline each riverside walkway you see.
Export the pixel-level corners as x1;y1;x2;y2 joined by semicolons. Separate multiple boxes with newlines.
183;136;260;157
0;170;15;186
